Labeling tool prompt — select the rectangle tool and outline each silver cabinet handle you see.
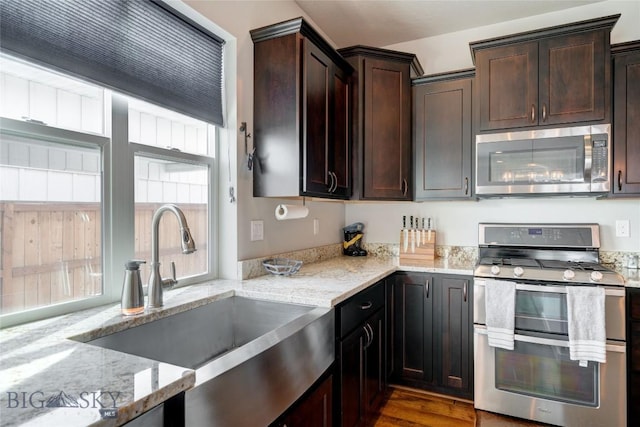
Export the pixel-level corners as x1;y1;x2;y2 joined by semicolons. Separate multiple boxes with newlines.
531;104;536;123
363;323;371;348
360;301;373;310
463;281;467;302
329;171;338;193
327;171;335;193
425;279;430;299
366;323;374;347
402;178;408;196
542;104;547;122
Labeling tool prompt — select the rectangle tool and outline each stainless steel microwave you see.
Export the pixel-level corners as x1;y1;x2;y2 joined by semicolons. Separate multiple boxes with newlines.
475;124;611;196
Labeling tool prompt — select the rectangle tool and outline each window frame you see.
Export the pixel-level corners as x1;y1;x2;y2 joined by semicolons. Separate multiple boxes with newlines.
0;88;218;328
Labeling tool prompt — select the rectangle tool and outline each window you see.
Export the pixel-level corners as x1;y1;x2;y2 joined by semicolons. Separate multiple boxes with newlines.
0;54;216;326
130;99;214;285
0;135;103;314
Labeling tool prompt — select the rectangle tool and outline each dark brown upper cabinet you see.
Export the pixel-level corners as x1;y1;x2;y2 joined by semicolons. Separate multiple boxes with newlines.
338;46;423;201
251;18;353;199
413;70;474;200
470;15;619;132
612;41;640;196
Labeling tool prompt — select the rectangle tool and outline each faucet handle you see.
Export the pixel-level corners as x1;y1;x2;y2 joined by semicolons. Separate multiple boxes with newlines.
162;261;178;289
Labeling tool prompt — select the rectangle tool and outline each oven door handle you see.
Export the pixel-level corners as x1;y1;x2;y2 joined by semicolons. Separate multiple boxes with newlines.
473;325;626;353
475;279;625;297
513;283;625;297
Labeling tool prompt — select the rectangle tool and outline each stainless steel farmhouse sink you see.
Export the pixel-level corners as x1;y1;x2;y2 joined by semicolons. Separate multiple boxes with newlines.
86;296;334;426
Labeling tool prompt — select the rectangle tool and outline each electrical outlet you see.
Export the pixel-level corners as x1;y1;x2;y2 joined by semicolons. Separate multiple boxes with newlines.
250;220;264;241
615;220;630;238
313;218;320;235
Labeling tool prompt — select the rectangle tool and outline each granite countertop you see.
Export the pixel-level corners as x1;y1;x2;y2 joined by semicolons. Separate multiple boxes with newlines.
620;268;640;288
0;256;473;427
2;254;636;426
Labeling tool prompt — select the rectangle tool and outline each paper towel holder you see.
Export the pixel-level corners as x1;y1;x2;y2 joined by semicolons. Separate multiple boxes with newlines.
275;198;309;220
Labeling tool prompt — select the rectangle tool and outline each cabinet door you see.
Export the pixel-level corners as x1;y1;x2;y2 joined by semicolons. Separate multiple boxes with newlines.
362;58;412;200
628;289;640;425
414;77;472;200
364;309;384;421
384;279;395;382
393;273;434;384
302;39;331;197
331;64;351;198
437;276;473;399
340;326;365;427
476;42;538;131
539;30;608;126
613;48;640;195
281;375;333;427
253;33;301;197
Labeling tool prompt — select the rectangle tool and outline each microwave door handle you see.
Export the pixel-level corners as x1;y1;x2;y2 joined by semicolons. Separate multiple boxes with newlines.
584;135;592;184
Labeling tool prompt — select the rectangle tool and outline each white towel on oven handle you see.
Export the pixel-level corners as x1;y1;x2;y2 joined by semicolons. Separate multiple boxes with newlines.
485;280;516;350
566;286;606;365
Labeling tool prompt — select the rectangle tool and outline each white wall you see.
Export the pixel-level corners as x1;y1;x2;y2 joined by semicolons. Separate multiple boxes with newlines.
345;198;640;251
344;0;639;252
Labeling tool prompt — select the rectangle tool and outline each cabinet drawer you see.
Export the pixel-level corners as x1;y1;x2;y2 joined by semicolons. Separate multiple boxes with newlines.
339;282;384;338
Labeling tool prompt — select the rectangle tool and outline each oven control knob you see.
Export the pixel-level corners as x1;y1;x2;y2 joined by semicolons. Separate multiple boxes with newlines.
590;271;603;282
490;265;501;275
563;269;576;280
513;266;524;278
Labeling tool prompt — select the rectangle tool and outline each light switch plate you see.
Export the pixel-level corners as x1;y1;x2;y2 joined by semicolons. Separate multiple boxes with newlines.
251;220;264;241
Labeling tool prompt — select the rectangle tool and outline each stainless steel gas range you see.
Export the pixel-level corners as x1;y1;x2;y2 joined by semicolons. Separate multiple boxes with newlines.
473;223;626;427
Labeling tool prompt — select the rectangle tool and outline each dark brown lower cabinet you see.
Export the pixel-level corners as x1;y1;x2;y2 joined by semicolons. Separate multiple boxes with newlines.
271;373;333;427
627;288;640;425
336;280;386;427
392;272;473;400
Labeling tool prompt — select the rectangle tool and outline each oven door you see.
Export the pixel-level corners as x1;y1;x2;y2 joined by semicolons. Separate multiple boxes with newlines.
474;326;626;426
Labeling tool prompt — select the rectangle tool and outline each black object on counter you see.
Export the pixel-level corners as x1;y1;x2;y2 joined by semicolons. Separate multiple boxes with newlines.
343;222;368;256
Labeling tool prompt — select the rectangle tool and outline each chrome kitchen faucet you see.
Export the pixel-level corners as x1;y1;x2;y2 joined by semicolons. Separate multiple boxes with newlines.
148;204;196;308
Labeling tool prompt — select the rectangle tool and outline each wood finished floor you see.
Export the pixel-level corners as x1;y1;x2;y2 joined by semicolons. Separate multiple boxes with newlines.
374;386;551;427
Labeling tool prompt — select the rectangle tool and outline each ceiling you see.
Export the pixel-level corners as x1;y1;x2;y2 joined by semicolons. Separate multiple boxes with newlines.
294;0;603;48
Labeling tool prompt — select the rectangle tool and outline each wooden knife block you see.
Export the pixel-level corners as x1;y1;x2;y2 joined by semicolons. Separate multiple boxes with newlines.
399;230;436;266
